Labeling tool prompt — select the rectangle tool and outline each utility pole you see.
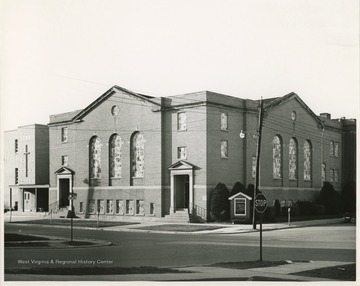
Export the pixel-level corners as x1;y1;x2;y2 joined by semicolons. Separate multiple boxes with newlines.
252;98;264;230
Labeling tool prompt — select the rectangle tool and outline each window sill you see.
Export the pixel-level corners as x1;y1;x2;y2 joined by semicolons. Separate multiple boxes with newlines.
220;129;228;132
273;178;282;180
221;157;229;159
177;129;187;132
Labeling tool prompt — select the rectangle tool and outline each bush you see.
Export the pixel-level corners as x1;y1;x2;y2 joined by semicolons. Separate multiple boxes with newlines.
342;182;356;213
290;203;300;217
274;200;281;216
264;206;276;221
319;182;341;214
310;204;325;215
210;183;230;222
230;182;246;198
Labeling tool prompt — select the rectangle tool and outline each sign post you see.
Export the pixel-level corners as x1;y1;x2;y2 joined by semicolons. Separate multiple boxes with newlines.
255;193;267;262
68;193;77;242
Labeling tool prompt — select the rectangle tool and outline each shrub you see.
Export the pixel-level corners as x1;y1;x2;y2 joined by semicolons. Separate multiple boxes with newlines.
319;182;341;214
274;200;281;216
230;182;246;198
210;183;230;222
342;182;356;213
290;203;300;217
310;204;325;215
264;206;276;221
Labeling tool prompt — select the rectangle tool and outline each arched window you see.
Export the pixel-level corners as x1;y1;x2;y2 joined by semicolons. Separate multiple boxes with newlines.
273;135;282;179
109;134;122;178
304;140;312;180
289;138;298;180
131;132;145;178
89;136;101;179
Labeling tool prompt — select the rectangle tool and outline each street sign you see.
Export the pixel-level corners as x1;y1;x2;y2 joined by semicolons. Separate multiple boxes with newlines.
254;193;267;213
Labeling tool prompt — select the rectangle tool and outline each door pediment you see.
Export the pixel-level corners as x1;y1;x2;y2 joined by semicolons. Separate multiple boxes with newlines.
169;160;195;171
55;166;75;175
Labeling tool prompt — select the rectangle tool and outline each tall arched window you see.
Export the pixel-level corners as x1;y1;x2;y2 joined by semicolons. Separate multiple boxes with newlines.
131;132;145;178
273;135;282;179
304;140;312;180
109;134;122;178
289;138;298;180
89;136;101;179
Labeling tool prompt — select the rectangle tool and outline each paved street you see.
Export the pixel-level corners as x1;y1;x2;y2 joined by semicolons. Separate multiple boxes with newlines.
5;221;356;271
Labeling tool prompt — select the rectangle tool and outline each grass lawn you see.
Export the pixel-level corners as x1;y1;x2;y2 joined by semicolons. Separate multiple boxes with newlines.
5;266;192;275
135;224;222;232
293;263;356;281
10;219;139;228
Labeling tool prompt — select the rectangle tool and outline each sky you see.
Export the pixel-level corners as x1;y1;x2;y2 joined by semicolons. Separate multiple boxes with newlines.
1;0;359;131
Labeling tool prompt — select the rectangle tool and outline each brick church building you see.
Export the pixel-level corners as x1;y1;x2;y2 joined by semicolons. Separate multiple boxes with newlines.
4;85;356;221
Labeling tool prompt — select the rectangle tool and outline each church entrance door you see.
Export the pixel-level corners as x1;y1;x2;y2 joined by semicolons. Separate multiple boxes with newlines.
59;178;70;209
175;175;190;209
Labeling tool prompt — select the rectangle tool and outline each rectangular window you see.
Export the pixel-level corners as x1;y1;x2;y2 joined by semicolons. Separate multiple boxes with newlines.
97;199;105;214
329;169;334;182
221;113;228;131
79;202;84;213
15;139;18;153
221;140;228;158
61;155;68;167
329;141;334;156
106;199;114;214
116;200;124;215
234;198;246;215
334;169;339;182
61;127;68;143
334;142;339;157
281;200;286;207
252;156;256;178
126;200;134;215
88;199;96;214
15;168;18;184
177;146;187;160
177;112;186;131
321;163;326;182
150;203;155;215
136;200;145;215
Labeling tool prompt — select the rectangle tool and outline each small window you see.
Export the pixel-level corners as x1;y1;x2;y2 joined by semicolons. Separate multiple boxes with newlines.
221;113;228;131
88;199;96;214
15;139;18;153
79;202;84;213
321;163;326;182
177;112;186;131
334;169;339;182
136;200;145;215
62;155;68;167
126;200;134;215
252;156;256;178
150;203;155;215
334;142;339;157
116;200;124;215
234;198;246;215
15;168;19;184
329;169;334;182
97;199;105;214
177;146;187;160
61;127;68;143
329;141;334;157
221;140;228;158
106;199;114;214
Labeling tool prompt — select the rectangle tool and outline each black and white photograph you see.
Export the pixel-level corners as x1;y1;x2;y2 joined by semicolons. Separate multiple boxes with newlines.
1;0;358;283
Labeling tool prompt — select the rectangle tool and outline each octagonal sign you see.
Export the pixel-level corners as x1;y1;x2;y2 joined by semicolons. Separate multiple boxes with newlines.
255;193;267;213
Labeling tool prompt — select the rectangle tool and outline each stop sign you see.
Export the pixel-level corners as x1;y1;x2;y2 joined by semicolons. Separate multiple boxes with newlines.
255;193;267;213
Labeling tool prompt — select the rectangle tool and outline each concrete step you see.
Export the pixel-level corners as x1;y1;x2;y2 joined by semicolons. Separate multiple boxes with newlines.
164;209;190;223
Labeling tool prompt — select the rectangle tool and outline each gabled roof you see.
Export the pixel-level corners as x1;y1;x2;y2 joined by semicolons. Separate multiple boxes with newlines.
263;92;324;127
55;166;75;175
169;160;196;170
228;192;253;201
48;85;161;125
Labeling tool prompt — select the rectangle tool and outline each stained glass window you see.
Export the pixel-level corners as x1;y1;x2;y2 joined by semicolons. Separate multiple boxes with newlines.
126;200;134;215
329;169;334;182
321;163;326;182
252;156;256;178
106;199;114;214
136;200;145;215
131;132;145;178
221;113;228;130
273;135;282;179
97;199;105;214
334;169;339;182
109;134;122;178
177;112;186;131
89;136;101;179
334;142;339;157
289;138;297;180
88;199;95;214
329;141;334;156
221;140;228;158
304;140;312;180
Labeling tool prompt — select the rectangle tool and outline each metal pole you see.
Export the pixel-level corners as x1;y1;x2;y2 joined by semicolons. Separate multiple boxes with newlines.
260;212;263;262
97;210;99;229
288;208;291;226
253;99;264;230
71;216;73;242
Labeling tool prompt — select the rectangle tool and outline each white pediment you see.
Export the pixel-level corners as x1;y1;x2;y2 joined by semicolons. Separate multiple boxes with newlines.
169;160;195;170
55;166;75;175
228;192;252;201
